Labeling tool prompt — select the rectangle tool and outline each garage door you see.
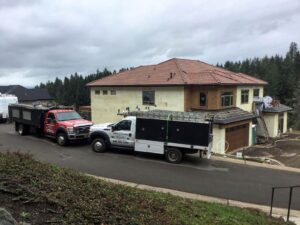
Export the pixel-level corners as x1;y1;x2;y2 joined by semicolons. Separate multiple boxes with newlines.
225;124;249;152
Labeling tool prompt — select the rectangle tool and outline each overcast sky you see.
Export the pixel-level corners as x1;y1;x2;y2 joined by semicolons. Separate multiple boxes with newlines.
0;0;300;87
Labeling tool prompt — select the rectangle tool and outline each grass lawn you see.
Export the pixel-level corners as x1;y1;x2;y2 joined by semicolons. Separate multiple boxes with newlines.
0;152;294;225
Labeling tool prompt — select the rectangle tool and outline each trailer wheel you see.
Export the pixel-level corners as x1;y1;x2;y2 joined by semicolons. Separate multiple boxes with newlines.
56;132;68;146
17;124;27;136
165;148;182;164
91;138;106;153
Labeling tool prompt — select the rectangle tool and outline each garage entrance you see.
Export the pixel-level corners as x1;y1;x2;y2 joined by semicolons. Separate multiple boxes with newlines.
225;124;249;152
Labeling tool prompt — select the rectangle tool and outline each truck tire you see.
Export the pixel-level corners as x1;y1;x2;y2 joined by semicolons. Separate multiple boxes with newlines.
17;124;27;136
56;132;68;146
91;138;106;153
165;148;182;164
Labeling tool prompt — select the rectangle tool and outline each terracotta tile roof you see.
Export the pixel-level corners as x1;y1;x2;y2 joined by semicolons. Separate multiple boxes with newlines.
87;58;268;87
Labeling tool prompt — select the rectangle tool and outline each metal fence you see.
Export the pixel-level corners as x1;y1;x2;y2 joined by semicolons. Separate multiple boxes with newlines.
270;185;300;222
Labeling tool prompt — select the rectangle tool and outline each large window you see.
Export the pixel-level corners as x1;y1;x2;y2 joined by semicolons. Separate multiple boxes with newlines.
199;92;207;107
143;90;155;105
241;90;249;104
253;89;260;97
221;92;234;107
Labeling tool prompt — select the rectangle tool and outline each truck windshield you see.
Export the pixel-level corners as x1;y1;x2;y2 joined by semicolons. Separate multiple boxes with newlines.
56;111;82;121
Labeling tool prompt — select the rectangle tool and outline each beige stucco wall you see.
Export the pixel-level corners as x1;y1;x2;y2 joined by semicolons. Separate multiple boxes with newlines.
211;125;226;154
91;86;185;123
283;112;288;133
263;113;279;138
236;86;264;112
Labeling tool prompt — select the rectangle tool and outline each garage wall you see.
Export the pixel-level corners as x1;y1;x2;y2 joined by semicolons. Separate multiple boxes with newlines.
211;125;226;154
91;86;185;123
263;113;279;138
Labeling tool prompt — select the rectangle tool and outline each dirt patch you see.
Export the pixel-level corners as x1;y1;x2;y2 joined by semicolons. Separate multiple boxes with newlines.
242;133;300;168
0;192;61;225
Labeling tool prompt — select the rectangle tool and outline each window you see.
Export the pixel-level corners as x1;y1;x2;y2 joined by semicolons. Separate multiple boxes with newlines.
241;90;249;104
253;89;260;97
199;92;207;107
56;111;82;121
143;90;155;105
221;92;233;107
95;90;100;95
103;90;108;95
47;113;56;124
114;120;132;131
110;90;116;95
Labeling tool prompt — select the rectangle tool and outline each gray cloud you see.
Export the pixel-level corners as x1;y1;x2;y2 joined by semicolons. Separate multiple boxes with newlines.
0;0;299;86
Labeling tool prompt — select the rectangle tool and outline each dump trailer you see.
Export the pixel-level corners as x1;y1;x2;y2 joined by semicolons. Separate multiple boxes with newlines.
89;110;213;163
9;104;93;146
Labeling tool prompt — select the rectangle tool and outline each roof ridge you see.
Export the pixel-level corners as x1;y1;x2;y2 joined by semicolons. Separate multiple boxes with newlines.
173;58;186;84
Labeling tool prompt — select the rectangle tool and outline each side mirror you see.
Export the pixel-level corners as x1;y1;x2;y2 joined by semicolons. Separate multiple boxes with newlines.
111;125;115;132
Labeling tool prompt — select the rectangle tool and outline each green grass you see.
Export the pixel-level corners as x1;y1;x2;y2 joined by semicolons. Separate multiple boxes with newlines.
0;152;294;225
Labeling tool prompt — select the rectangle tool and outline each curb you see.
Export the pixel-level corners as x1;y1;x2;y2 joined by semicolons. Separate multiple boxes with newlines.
86;174;300;220
212;155;300;173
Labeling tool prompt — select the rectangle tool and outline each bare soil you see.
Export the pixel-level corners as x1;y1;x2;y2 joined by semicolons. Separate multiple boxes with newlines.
243;132;300;168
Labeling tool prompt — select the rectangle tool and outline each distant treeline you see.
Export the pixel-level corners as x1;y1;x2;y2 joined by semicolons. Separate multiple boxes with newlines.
38;42;300;127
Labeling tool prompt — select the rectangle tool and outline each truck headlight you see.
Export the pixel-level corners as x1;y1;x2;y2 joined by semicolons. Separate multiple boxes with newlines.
66;127;74;133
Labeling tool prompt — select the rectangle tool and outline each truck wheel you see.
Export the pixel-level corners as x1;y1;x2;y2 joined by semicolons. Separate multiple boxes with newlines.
92;138;106;153
17;124;27;136
56;132;68;146
165;148;182;164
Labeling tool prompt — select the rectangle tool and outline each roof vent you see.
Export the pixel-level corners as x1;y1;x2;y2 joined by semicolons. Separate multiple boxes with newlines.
147;75;151;78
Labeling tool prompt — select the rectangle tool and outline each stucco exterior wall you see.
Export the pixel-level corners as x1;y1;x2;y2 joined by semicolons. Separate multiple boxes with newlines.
91;86;185;123
236;86;264;112
212;125;226;154
283;112;288;133
263;113;279;138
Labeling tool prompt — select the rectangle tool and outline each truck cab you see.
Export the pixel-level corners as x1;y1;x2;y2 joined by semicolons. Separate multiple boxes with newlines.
90;116;136;151
44;109;93;146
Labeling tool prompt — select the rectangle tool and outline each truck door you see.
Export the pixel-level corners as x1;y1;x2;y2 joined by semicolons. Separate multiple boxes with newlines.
44;113;57;136
110;119;134;148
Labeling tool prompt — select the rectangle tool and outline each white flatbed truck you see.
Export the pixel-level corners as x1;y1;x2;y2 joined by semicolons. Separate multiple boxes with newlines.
89;110;213;163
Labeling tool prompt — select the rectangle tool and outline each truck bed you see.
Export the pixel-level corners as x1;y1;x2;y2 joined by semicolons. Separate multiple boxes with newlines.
9;104;48;129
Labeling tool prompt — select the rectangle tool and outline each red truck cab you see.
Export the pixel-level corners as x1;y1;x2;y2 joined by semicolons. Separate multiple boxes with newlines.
44;109;93;146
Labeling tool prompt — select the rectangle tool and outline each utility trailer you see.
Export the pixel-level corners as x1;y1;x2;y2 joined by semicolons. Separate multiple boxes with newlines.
9;104;93;146
89;110;214;163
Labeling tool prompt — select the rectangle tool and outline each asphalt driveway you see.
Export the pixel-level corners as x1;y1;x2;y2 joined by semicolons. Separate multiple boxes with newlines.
0;123;300;210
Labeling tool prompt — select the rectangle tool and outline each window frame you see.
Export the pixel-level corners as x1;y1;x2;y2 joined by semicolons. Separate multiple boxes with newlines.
221;91;234;107
142;90;155;105
103;90;108;95
241;89;249;104
199;92;207;107
110;90;116;95
95;90;100;95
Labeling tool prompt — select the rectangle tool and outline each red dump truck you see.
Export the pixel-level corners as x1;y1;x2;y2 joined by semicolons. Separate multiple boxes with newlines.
9;104;93;146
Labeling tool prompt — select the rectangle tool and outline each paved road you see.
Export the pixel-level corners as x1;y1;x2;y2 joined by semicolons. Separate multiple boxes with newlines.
0;123;300;210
